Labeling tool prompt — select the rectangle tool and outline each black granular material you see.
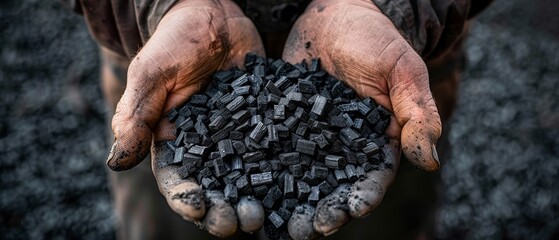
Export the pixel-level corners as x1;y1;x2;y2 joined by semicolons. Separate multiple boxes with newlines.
162;53;391;238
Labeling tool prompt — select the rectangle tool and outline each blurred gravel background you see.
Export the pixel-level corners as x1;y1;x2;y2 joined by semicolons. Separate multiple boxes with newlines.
0;0;557;239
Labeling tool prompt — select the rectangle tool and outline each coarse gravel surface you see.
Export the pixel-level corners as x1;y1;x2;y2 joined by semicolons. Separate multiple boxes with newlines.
0;0;557;239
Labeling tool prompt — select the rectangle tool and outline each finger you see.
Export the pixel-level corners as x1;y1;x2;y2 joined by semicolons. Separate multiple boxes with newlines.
151;141;206;221
288;204;320;240
236;196;265;233
313;184;352;235
203;190;238;237
347;139;399;217
389;51;442;171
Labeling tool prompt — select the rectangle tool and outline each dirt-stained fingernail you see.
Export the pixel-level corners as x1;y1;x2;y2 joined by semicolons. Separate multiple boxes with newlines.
432;144;440;166
106;140;119;169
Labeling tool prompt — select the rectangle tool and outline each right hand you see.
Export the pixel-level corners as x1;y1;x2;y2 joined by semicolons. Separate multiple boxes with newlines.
104;0;265;237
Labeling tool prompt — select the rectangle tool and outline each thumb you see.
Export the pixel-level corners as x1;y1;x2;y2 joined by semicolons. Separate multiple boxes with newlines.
389;51;442;171
106;54;169;171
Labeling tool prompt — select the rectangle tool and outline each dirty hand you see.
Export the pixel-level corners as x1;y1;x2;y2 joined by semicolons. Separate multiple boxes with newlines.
282;0;442;238
105;0;265;237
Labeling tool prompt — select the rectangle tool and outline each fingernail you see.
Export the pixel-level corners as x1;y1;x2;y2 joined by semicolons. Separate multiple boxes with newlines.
431;144;440;166
107;140;119;169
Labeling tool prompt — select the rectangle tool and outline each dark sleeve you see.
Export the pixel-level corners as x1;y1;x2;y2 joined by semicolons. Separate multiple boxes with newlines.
371;0;493;60
74;0;178;59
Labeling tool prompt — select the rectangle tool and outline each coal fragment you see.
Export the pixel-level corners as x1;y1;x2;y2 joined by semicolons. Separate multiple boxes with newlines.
251;172;273;186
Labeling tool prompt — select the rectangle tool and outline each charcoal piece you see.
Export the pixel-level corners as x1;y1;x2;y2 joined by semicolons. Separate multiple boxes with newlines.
295;122;309;137
286;91;306;105
229;131;244;141
308;94;318;105
251;172;273;186
168;108;179;121
177;165;196;179
179;107;192;117
280;140;293;153
257;93;267;111
356;152;368;164
302;171;320;185
332;97;348;105
317;181;333;195
173;146;186;165
300;154;312;167
267;125;279;143
326;173;339;188
295;139;317;155
183;153;202;165
204;161;214;168
310;95;330;118
277;207;292;222
362;162;378;172
268;211;285;228
344;165;358;181
329;116;348;128
183;132;201;144
365;108;381;125
224;184;238;202
371;136;388;147
231;73;248;87
334;169;348;183
208;151;221;160
288;164;303;178
253;185;269;197
283;174;295;197
279;152;300;166
208;115;226;131
363;142;380;157
267;93;281;105
249;121;267;142
270;160;283;171
264;109;274;122
339;127;360;147
324;155;347;169
234;85;251;96
310;133;329;149
276;170;290;189
198;167;212;179
309;120;329;132
265;80;283;96
201;177;219;190
177;118;194;132
244;162;260;173
279;199;297;212
244;136;262;151
297;181;311;201
350;137;367;151
236;175;252;195
195;121;209;136
190;94;209;106
328;106;341;118
246;95;256;106
309;58;320;72
330;140;344;153
298;79;316;94
283;116;299;131
320;130;336;143
217;139;234;158
250;115;262;127
274;76;290;90
188;145;208;156
226;96;247;113
331;81;345;97
231;110;250;125
209;109;230;122
294;107;309;122
259;161;272;172
231;141;247;155
213;70;234;82
338;103;359;112
243;151;265;163
355;166;366;179
357;102;371;115
342;113;354;126
320;88;332;100
231;156;243;171
210;124;233;142
253;65;266;77
353;118;365;131
218;93;237;108
213;158;228;177
262;185;282;208
223;170;242;184
273;104;286;120
373;118;390;134
190;106;208;115
311;166;329;180
308;186;320;204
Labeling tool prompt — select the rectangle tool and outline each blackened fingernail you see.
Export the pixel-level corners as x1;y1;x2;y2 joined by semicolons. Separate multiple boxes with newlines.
107;140;118;169
432;144;440;166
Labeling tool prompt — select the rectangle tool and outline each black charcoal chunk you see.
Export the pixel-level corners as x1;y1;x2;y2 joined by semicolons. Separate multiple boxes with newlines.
326;173;339;188
324;155;347;169
362;162;378;172
243;151;265;163
355;166;366;179
298;79;316;94
244;162;260;173
281;198;299;211
226;96;247;113
251;172;273;186
339;127;360;147
344;165;358;181
283;174;295;197
295;139;316;155
259;160;272;172
231;156;243;171
188;145;208;156
210;124;233;142
232;141;247;155
270;160;282;171
283;116;299;131
262;185;282;208
310;134;329;149
223;170;242;184
229;131;244;140
310;95;330;118
297;181;311;201
217;139;234;158
288;164;303;178
363;142;380;158
273;104;285;120
277;207;292;221
224;184;238;202
236;175;252;195
249;121;267;142
231;110;250;124
268;211;285;228
317;181;333;195
253;185;269;197
266;80;283;96
334;169;348;183
173;146;185;165
213;158;228;177
308;186;320;204
201;176;220;190
190;94;209;106
311;165;329;180
231;73;248;87
267;124;279;143
213;70;234;82
350;137;367;151
183;132;201;144
279;152;300;166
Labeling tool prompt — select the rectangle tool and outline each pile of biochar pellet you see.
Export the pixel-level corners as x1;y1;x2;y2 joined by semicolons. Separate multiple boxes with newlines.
163;53;391;237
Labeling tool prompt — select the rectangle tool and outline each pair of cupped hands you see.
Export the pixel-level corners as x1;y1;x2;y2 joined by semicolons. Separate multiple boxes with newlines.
105;0;442;238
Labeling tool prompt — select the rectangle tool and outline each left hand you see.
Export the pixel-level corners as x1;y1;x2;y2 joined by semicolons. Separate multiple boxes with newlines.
282;0;442;238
